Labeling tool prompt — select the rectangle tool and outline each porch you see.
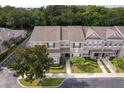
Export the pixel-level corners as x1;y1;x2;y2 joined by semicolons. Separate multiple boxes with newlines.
90;49;119;59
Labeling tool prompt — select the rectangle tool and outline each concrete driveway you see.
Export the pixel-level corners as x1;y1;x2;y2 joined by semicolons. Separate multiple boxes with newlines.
0;68;22;88
59;78;124;88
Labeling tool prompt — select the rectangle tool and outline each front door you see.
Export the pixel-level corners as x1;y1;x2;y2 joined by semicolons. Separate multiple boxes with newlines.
102;53;109;58
65;53;70;58
94;53;99;59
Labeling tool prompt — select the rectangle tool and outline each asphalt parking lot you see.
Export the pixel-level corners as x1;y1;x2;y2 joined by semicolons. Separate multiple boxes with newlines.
59;78;124;88
0;68;22;88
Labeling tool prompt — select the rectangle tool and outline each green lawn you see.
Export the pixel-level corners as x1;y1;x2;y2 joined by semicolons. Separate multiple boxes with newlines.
115;67;124;72
19;78;65;87
111;58;124;73
111;63;124;72
71;59;102;73
48;64;66;73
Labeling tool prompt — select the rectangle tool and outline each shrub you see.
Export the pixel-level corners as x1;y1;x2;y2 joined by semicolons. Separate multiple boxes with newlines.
71;57;85;66
112;58;124;69
60;55;66;65
50;64;64;69
82;65;95;73
109;57;115;61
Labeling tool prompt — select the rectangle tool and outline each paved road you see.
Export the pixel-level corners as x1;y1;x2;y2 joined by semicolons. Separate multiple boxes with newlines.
0;38;29;67
0;68;22;88
1;68;124;88
18;38;29;49
59;78;124;88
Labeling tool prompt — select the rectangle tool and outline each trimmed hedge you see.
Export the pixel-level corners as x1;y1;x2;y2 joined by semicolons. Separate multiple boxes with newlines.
50;64;64;69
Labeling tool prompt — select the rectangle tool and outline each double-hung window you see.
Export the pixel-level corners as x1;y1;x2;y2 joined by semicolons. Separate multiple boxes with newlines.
114;44;117;46
73;43;81;48
119;44;122;46
47;42;55;48
105;43;107;46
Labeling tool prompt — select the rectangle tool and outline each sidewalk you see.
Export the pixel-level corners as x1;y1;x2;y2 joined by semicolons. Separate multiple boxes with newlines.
66;59;71;74
45;73;124;78
97;59;107;73
102;58;115;73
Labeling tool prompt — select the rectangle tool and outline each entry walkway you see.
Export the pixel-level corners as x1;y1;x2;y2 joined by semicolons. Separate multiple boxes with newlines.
66;59;71;74
97;59;107;73
102;58;115;73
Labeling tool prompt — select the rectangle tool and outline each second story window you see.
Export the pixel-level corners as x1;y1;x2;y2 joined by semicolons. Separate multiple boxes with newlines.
105;43;107;46
114;44;117;46
73;43;81;48
47;42;55;48
119;44;122;46
109;43;112;46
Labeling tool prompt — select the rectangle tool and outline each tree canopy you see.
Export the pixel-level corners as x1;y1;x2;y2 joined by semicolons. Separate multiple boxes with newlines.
0;5;124;30
10;45;53;82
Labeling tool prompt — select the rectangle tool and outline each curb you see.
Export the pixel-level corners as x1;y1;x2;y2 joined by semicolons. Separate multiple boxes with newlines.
56;78;67;88
17;77;66;88
17;78;27;88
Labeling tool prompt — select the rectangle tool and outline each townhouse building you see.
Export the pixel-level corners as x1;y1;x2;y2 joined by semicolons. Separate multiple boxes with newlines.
0;28;26;53
28;26;124;64
28;26;61;64
83;26;124;59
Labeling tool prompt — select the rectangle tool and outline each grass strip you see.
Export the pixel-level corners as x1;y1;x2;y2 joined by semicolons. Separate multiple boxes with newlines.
19;78;65;87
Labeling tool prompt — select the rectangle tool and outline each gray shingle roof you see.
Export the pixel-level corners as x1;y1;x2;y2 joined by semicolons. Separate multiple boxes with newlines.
116;26;124;36
83;26;122;39
30;26;60;41
0;28;25;41
29;26;124;42
62;26;85;41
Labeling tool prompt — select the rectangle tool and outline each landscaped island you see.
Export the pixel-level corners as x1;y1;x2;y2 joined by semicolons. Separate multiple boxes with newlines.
19;78;65;87
71;57;102;73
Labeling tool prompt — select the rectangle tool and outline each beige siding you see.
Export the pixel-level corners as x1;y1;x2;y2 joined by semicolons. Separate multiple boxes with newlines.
70;48;84;53
55;42;60;48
